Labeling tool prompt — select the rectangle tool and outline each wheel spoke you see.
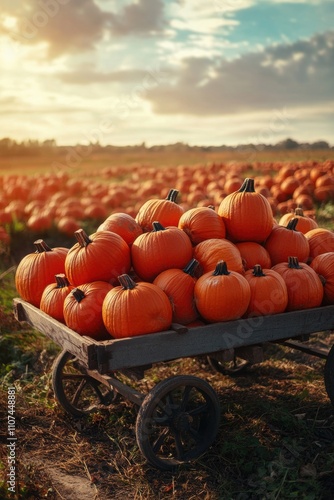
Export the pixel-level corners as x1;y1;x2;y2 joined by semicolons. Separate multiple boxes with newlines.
152;428;169;453
180;385;192;411
188;426;202;443
153;414;170;425
188;402;208;417
71;378;89;406
90;382;107;403
173;431;185;460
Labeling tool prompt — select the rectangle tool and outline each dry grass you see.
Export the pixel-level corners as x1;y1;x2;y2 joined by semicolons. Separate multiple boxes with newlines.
1;148;334;177
1;323;334;499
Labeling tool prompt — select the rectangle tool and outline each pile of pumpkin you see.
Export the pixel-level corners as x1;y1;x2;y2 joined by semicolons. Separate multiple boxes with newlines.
15;179;334;340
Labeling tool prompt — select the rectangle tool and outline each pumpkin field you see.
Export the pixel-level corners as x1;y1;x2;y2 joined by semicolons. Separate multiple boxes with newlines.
1;148;334;499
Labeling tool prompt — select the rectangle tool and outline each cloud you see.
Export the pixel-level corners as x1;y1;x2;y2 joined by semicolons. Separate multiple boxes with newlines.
0;0;166;58
57;68;150;84
109;0;166;35
144;30;334;116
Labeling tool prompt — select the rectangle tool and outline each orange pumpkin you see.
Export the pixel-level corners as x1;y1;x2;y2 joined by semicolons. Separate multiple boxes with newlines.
305;228;334;261
153;258;200;324
65;229;131;286
63;281;113;340
218;178;273;243
310;252;334;304
278;207;318;234
272;256;323;311
264;219;310;265
15;240;68;307
97;212;143;246
131;222;193;282
194;261;251;322
244;265;288;317
235;242;272;271
178;206;226;244
193;238;244;275
40;274;74;323
102;274;172;338
136;189;184;232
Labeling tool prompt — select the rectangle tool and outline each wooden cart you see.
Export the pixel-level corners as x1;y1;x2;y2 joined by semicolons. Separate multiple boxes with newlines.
13;298;334;470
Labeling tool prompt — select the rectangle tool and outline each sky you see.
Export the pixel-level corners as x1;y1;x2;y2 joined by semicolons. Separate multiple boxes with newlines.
0;0;333;146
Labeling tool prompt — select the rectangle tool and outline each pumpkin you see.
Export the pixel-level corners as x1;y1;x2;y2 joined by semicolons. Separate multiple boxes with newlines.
193;238;244;275
56;216;81;236
264;219;310;265
218;178;273;243
305;228;334;261
97;212;143;246
63;281;113;340
272;256;323;311
235;242;272;271
178;206;226;244
40;274;74;323
153;258;200;324
26;213;52;232
194;261;251;323
310;252;334;304
131;221;193;282
65;229;131;286
15;240;68;307
278;207;318;234
244;265;288;317
135;189;184;232
102;274;172;338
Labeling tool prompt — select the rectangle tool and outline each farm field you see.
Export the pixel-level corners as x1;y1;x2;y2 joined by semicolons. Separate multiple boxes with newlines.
1;149;334;499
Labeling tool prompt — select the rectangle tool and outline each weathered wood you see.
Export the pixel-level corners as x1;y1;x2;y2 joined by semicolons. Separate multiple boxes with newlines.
86;370;144;406
97;305;334;371
13;299;99;369
13;299;334;373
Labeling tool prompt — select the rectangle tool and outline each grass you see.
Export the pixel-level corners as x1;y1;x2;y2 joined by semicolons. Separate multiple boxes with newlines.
0;152;334;499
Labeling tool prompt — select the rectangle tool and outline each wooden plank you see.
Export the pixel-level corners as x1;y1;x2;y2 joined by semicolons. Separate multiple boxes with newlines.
13;299;98;369
86;370;145;406
97;305;334;371
13;299;334;373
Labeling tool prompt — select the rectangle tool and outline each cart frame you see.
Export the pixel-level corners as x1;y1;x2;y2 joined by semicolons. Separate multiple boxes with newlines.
13;298;334;470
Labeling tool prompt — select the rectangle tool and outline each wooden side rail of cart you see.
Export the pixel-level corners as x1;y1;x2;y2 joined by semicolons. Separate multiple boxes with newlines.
13;298;334;470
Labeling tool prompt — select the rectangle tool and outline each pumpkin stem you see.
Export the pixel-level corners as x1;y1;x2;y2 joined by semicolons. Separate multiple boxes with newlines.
208;205;215;210
55;274;70;288
294;207;304;216
74;228;92;247
152;221;166;232
183;258;199;276
238;178;255;193
286;218;299;231
118;274;138;290
213;260;230;276
287;256;303;269
166;189;179;203
252;264;266;277
72;288;85;303
34;239;52;253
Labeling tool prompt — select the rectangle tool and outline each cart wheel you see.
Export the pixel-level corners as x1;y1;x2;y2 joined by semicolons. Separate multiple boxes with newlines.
324;344;334;407
207;355;250;375
52;350;117;418
136;375;220;470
